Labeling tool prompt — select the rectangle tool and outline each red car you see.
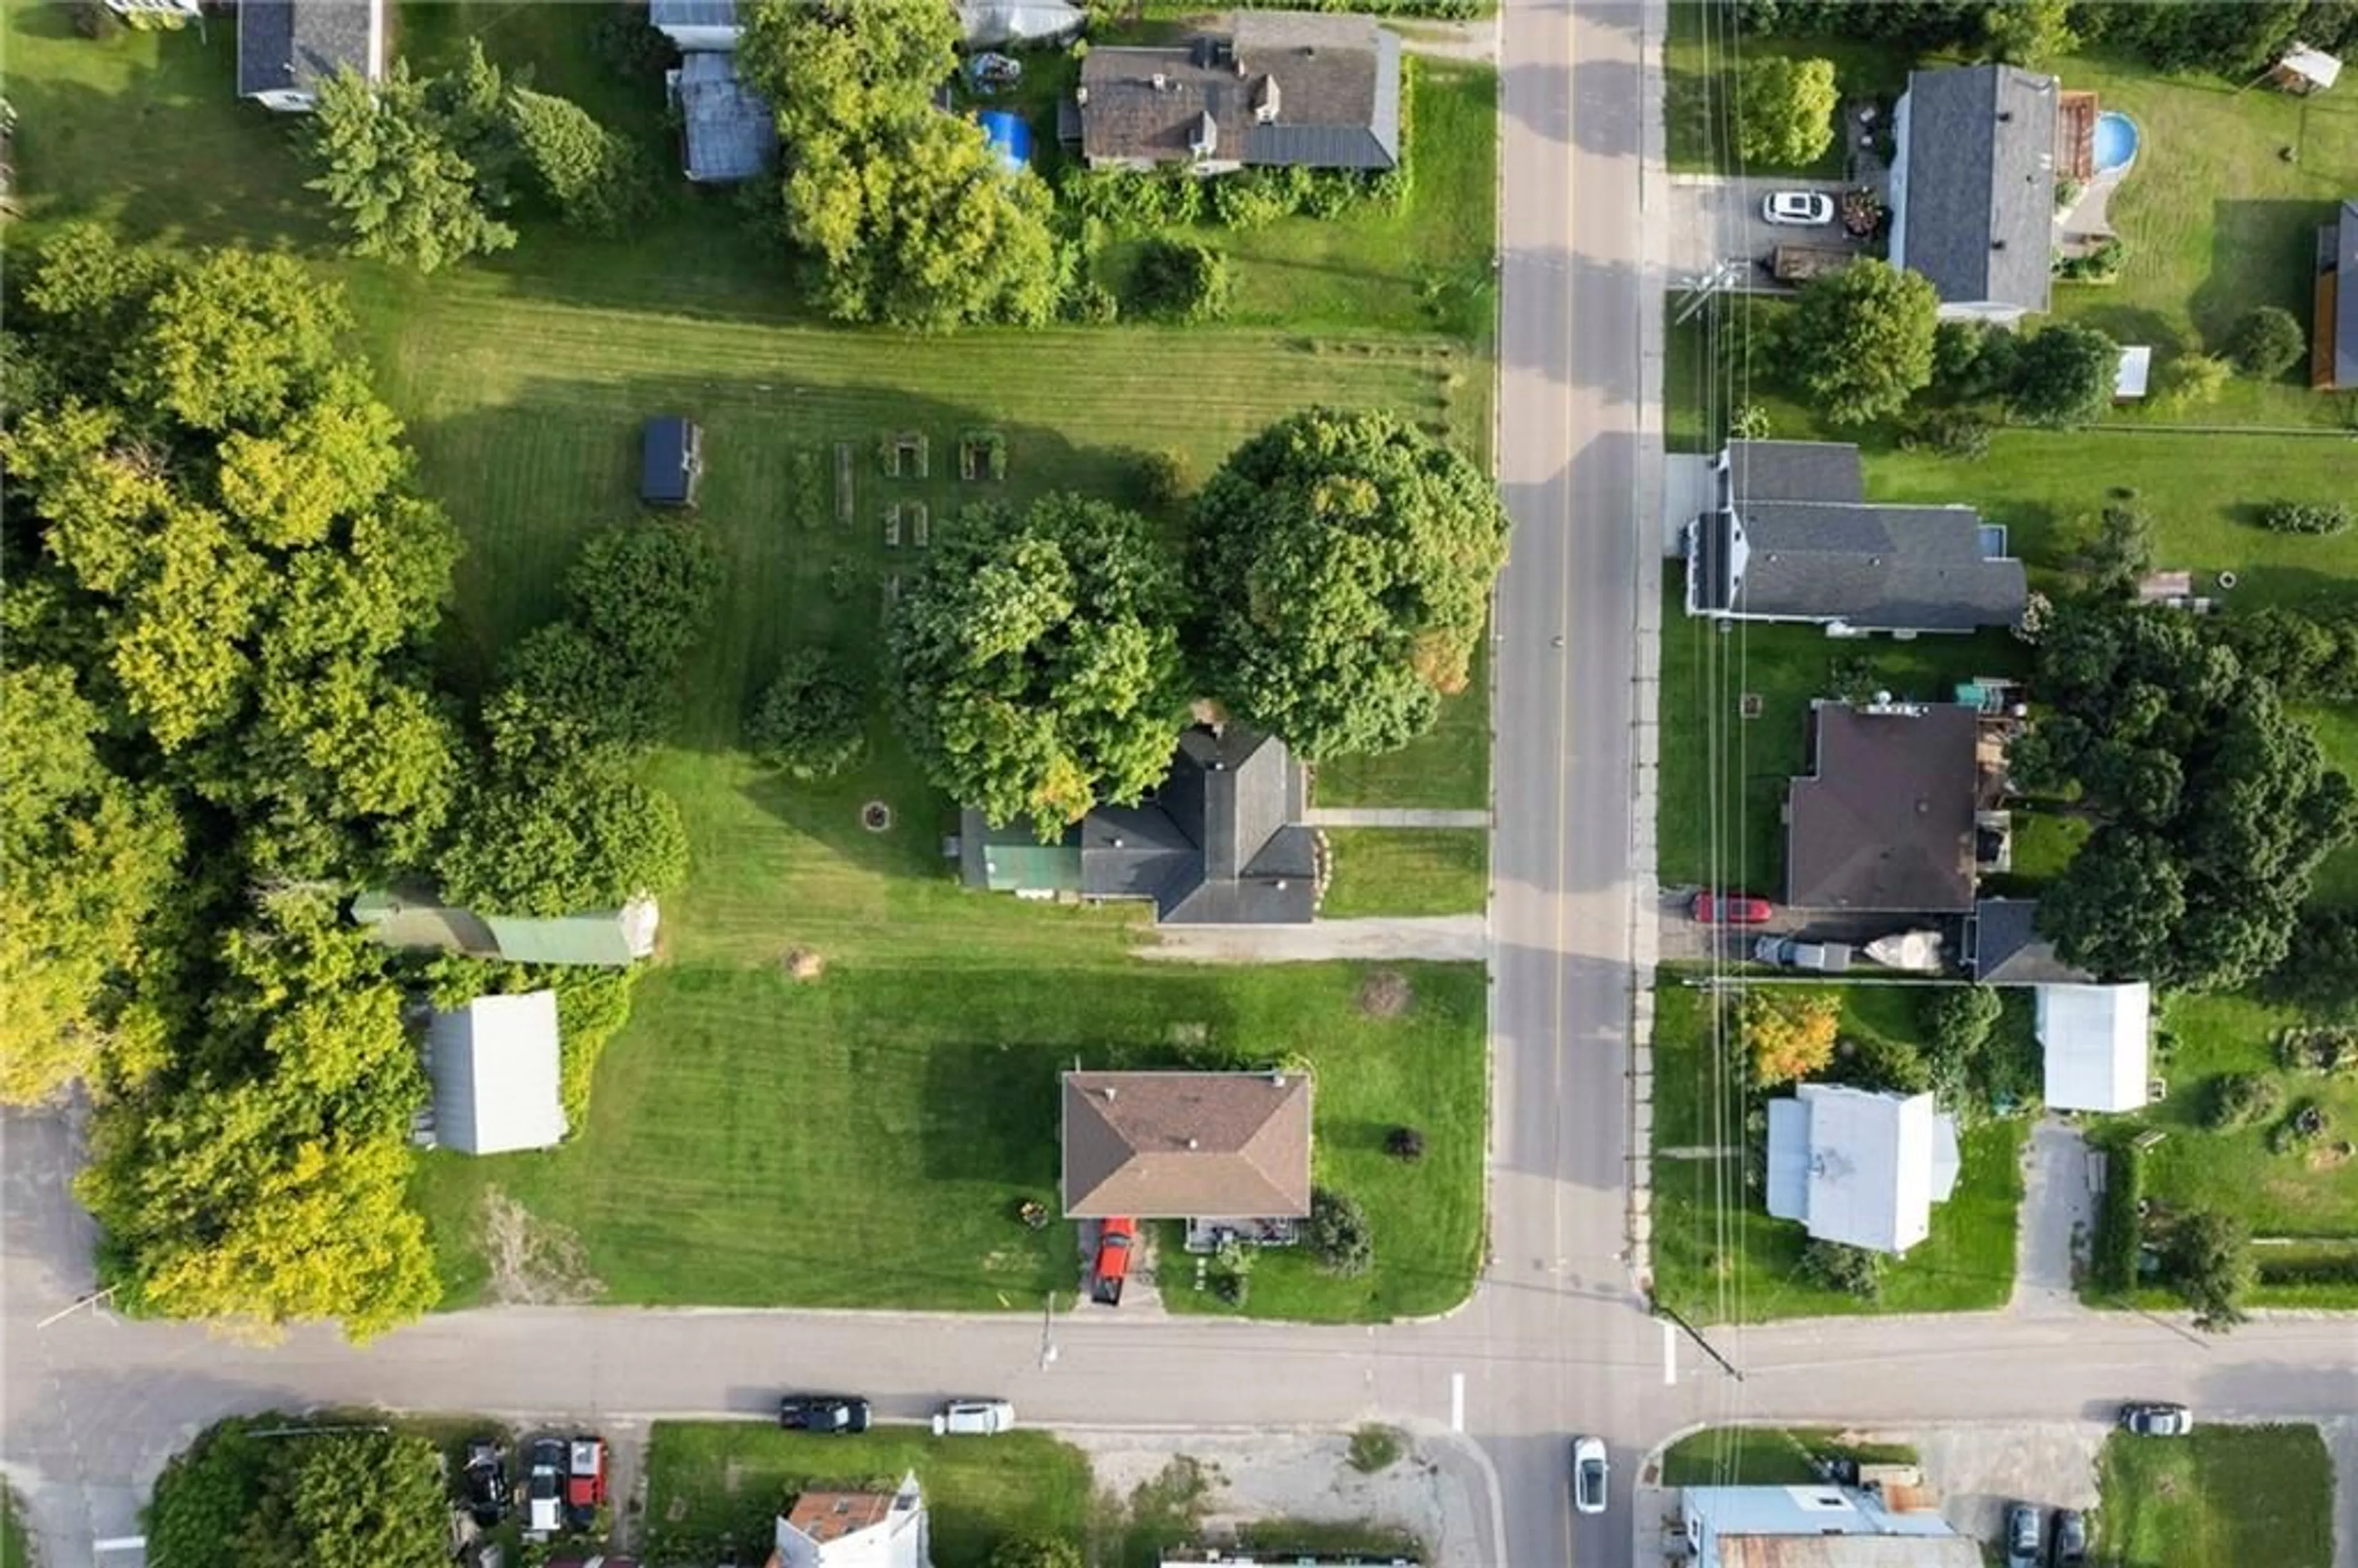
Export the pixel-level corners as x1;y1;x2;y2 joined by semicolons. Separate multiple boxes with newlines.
1092;1217;1137;1306
564;1437;607;1531
1691;891;1773;924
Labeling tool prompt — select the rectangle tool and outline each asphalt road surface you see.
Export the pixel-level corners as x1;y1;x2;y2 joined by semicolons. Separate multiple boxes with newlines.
6;6;2356;1568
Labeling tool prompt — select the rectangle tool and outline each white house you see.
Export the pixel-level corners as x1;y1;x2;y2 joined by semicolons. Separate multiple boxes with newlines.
425;991;567;1156
768;1472;930;1568
1765;1084;1961;1256
1682;1483;1982;1568
2035;982;2152;1113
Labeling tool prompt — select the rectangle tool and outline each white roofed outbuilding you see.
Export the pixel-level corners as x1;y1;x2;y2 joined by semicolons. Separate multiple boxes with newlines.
426;990;567;1155
2035;981;2152;1112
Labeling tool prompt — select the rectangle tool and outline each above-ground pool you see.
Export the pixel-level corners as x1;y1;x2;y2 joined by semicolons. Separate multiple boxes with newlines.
2093;111;2140;174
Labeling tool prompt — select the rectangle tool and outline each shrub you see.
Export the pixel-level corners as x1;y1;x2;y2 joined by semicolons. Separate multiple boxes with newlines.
1128;239;1232;323
1730;403;1772;440
69;0;120;37
1930;318;2020;403
1131;446;1193;508
2162;1208;2252;1332
2259;500;2353;537
1209;170;1294;231
1211;1235;1255;1306
2230;305;2306;379
1920;984;2003;1101
1829;1031;1932;1095
747;648;868;780
2152;352;2231;411
1062;276;1119;325
1743;991;1840;1086
2053;236;2125;284
1798;1239;1885;1300
1909;408;1991;459
1307;1186;1374;1278
2267;1100;2330;1156
1385;1125;1426;1163
2204;1071;2282;1131
592;1;677;80
2089;1136;2145;1295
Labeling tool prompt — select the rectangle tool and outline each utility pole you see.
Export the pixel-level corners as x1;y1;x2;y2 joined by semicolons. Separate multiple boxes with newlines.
1656;1302;1744;1381
1672;259;1746;326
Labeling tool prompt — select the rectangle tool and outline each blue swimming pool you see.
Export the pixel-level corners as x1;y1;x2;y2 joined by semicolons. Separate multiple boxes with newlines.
2093;111;2140;174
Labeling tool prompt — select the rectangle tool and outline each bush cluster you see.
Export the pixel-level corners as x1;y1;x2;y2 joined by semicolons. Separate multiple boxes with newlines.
1307;1186;1374;1278
1798;1238;1885;1300
1129;239;1233;323
2259;500;2352;537
2203;1071;2282;1131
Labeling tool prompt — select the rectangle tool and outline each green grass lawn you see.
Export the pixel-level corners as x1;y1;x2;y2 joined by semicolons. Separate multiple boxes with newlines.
0;1487;25;1568
1650;979;2028;1322
413;961;1487;1315
1310;653;1491;809
1657;1427;1918;1488
643;1422;1096;1568
2093;1424;2333;1568
1655;577;2029;893
1319;829;1489;917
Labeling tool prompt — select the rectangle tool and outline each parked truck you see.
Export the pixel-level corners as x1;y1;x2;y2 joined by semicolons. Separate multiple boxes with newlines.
1091;1217;1137;1306
1754;936;1854;972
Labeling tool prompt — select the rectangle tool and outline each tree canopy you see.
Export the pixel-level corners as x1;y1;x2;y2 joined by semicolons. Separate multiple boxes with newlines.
749;647;870;780
1191;409;1509;761
1783;259;1939;425
2017;604;2356;991
892;494;1190;840
508;85;655;234
150;1419;448;1568
2007;320;2118;429
739;0;1062;328
0;665;182;1106
1734;56;1839;168
306;57;519;273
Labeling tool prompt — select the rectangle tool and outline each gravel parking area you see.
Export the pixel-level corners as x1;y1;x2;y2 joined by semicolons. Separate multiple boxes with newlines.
1068;1426;1485;1566
1913;1422;2106;1542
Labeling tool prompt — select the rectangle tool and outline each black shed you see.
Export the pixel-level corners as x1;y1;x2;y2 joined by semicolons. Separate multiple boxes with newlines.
640;417;704;508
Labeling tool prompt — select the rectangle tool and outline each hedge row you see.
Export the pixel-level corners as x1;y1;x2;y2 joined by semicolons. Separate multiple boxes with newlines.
2090;1138;2145;1295
2255;1252;2358;1287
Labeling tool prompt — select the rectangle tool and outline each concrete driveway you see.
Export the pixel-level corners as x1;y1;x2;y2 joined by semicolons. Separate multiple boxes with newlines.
1662;174;1866;280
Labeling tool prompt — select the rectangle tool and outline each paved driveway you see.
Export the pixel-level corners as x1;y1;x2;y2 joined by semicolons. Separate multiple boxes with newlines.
1661;174;1865;279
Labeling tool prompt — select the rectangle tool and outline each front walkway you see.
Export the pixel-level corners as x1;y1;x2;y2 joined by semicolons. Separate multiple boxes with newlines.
1304;807;1490;828
1140;915;1485;964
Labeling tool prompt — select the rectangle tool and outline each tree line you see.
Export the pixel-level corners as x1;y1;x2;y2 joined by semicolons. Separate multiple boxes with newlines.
0;227;707;1335
1735;0;2358;76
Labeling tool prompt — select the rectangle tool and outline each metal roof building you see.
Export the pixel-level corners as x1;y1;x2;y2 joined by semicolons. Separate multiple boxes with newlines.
2036;981;2151;1113
426;991;567;1156
1683;1483;1982;1568
675;50;775;184
1766;1084;1961;1256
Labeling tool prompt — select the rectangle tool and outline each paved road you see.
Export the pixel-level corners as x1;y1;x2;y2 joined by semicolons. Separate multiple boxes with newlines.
8;6;2356;1568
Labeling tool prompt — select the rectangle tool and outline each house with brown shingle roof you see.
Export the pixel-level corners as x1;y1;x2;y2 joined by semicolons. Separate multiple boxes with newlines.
765;1471;928;1568
1078;10;1401;174
1060;1071;1313;1219
1784;701;1982;914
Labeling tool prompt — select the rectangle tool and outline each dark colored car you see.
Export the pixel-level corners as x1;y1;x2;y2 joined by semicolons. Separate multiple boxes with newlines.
461;1438;509;1527
640;417;704;508
1092;1217;1138;1306
1691;890;1773;924
2119;1402;2193;1437
779;1394;873;1435
2005;1503;2042;1568
2050;1508;2088;1567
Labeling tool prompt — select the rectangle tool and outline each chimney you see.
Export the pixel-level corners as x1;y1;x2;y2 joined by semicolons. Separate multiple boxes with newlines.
1254;73;1282;124
1103;1085;1117;1101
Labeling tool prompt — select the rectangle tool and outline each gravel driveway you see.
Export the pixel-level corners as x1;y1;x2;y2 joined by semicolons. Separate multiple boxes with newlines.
1662;174;1868;281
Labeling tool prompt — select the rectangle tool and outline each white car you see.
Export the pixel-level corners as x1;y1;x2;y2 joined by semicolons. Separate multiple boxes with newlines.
1762;190;1836;226
933;1398;1016;1437
1571;1435;1608;1515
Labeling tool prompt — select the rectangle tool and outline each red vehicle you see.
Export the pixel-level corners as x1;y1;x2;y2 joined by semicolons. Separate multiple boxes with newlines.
1092;1217;1137;1306
1691;890;1773;925
564;1437;607;1532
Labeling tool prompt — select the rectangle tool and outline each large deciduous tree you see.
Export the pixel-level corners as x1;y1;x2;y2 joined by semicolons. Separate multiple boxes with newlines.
1784;259;1939;425
150;1420;448;1568
306;59;518;273
1733;56;1839;168
2007;320;2118;429
1191;410;1508;761
0;665;182;1106
892;494;1189;839
2017;605;2355;991
739;0;1062;328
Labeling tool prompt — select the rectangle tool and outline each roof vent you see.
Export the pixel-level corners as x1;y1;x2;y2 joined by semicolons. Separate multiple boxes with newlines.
1255;74;1282;123
1151;71;1169;90
1991;239;2007;250
1274;879;1289;890
1186;1137;1200;1149
1103;1085;1118;1101
1998;109;2014;122
1111;836;1124;848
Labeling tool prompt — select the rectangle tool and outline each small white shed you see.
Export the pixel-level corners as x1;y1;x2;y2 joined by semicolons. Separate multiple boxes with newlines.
427;991;567;1155
2035;981;2152;1112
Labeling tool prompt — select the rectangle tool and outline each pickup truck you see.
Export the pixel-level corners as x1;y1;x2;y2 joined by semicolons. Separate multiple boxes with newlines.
1754;936;1853;973
1092;1217;1137;1306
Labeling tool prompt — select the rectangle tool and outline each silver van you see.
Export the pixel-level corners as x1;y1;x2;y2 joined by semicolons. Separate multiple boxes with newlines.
932;1399;1016;1437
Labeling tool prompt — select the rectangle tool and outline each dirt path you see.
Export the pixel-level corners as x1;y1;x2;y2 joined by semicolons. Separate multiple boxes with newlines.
1140;916;1484;964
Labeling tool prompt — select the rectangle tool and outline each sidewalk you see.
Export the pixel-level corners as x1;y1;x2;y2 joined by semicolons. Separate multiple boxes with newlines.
1305;809;1490;828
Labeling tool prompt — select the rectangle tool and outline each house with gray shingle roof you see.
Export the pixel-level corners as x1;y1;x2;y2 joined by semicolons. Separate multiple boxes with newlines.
1078;10;1401;174
1889;63;2060;324
1683;441;2027;635
959;723;1318;925
237;0;385;113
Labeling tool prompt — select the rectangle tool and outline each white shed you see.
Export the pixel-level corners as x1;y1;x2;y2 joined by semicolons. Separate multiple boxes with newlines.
427;991;567;1155
2035;982;2151;1112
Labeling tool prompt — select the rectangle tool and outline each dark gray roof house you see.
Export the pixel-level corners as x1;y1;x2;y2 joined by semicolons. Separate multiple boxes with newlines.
1079;11;1401;173
1786;701;1982;913
237;0;385;112
1890;63;2059;323
1966;897;2093;985
1683;441;2027;634
1061;1071;1313;1219
959;724;1317;925
2316;199;2358;390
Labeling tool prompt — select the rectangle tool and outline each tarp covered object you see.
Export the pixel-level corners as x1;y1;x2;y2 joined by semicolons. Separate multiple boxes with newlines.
959;0;1084;47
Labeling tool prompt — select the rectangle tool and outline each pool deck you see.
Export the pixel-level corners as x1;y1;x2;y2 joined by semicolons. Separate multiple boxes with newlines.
2055;114;2134;257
